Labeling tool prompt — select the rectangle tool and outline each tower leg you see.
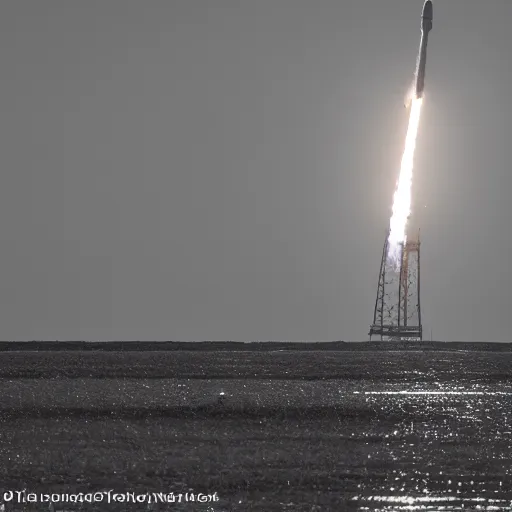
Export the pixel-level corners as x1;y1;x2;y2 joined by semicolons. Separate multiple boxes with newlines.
369;230;422;341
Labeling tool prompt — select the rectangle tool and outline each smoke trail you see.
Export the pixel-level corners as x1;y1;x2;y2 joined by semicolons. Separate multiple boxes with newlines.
388;97;423;263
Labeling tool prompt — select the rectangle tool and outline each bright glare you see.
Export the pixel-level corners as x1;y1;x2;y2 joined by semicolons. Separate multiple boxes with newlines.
388;97;423;262
404;83;415;108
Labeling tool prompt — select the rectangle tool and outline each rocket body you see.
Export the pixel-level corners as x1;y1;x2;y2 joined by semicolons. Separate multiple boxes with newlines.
414;1;433;99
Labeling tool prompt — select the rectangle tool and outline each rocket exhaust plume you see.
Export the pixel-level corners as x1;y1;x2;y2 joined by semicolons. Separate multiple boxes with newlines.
387;1;431;263
388;97;423;262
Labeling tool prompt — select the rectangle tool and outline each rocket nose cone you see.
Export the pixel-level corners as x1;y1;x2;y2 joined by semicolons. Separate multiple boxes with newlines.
422;0;433;21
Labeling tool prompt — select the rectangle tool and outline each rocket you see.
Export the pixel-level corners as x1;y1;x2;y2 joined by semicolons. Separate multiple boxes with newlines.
414;0;433;99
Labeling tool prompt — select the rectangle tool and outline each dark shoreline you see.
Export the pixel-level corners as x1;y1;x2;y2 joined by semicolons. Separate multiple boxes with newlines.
0;340;510;351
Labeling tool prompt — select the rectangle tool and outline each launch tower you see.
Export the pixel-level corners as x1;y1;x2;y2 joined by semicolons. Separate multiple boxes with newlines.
369;230;422;341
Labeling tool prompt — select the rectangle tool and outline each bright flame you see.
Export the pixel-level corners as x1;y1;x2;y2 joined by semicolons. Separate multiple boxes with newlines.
388;97;423;262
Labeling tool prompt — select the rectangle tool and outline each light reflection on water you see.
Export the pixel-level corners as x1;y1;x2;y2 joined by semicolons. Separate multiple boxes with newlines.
362;391;511;395
4;350;512;510
348;383;512;511
353;494;511;510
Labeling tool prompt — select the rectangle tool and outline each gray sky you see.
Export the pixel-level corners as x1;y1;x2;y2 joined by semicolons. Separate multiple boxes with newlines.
1;0;511;341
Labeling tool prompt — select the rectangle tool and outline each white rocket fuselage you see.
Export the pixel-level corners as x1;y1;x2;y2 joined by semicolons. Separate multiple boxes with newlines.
414;1;432;99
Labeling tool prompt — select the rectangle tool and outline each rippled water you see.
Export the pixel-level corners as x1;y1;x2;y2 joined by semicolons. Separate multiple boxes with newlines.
349;384;512;511
1;349;512;511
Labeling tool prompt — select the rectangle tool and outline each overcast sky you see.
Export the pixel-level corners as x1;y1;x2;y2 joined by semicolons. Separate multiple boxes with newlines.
1;0;511;341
